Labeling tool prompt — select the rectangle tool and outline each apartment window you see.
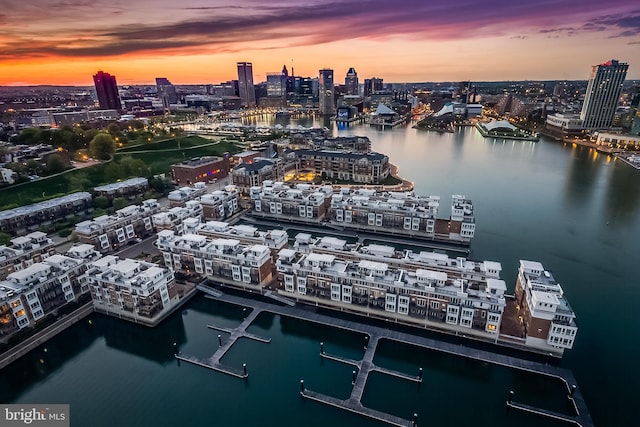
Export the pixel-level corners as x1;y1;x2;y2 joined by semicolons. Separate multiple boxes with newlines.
430;301;439;310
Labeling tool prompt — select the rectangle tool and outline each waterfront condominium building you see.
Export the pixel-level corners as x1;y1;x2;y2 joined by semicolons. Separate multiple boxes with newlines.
237;62;256;108
0;232;54;280
249;183;475;244
156;231;274;290
191;221;288;257
345;67;359;95
275;238;507;340
167;182;208;207
319;69;335;116
330;190;475;244
284;149;390;184
0;244;101;339
151;201;203;234
250;182;334;223
199;186;240;220
75;199;161;251
232;158;284;194
514;260;578;353
93;70;122;111
84;255;175;323
580;59;629;130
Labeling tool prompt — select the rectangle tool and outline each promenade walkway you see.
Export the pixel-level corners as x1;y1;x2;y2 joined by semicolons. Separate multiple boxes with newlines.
202;290;593;427
0;302;94;371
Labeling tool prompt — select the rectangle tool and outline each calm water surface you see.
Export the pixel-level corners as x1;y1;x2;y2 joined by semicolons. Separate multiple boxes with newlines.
2;119;639;426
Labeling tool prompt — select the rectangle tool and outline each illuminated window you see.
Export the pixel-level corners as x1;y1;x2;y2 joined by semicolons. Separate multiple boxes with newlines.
487;324;496;331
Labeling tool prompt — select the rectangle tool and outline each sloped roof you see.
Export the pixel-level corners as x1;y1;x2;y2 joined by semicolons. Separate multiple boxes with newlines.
374;104;396;115
483;120;517;131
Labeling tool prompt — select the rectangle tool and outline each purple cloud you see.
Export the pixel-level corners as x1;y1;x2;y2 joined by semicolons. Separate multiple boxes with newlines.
0;0;638;59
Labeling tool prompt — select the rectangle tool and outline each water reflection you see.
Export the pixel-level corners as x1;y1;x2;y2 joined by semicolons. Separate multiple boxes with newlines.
98;312;187;365
563;145;601;209
0;320;99;402
604;160;640;227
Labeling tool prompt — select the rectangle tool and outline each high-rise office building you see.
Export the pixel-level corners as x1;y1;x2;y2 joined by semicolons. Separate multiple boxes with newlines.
319;69;335;116
345;67;358;95
237;62;256;108
93;71;122;111
363;77;383;97
580;59;628;130
156;77;178;109
266;73;285;97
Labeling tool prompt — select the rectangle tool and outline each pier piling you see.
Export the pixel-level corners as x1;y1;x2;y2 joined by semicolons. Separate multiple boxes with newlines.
508;390;514;404
413;413;418;427
352;370;356;385
418;368;423;381
218;334;222;346
571;385;577;396
243;363;247;376
173;342;178;355
300;379;305;393
320;342;324;354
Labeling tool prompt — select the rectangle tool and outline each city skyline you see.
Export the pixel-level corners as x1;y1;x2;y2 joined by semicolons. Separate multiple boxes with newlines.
1;0;639;86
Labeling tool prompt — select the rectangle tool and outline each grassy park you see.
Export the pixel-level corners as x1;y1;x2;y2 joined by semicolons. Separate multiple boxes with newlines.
0;136;240;210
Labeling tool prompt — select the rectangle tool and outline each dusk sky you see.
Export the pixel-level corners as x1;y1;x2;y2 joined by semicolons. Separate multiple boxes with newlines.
1;0;639;86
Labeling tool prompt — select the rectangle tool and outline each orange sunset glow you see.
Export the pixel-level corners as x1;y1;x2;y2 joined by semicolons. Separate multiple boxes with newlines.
1;0;639;85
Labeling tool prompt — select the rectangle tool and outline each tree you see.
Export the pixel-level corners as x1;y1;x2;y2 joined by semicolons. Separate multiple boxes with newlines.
16;128;41;145
6;162;25;174
119;157;149;178
93;196;110;209
89;133;116;160
105;162;125;182
112;197;128;210
26;159;42;175
67;172;91;191
149;177;169;193
0;232;11;246
107;122;121;136
46;154;66;174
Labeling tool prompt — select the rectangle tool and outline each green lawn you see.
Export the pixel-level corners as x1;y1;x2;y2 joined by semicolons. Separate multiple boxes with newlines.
0;164;109;209
0;138;241;209
117;140;240;175
118;135;220;152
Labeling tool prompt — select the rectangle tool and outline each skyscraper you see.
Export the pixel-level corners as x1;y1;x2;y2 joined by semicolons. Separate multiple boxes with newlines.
363;77;383;97
345;67;358;95
319;69;335;116
580;59;629;130
93;71;121;111
156;77;178;110
237;62;256;108
266;73;285;97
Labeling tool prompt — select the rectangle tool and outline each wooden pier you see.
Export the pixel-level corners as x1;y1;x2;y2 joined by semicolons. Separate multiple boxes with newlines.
175;308;270;378
204;290;593;427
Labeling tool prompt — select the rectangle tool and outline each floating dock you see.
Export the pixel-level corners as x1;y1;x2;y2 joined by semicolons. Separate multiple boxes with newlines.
175;307;270;378
202;290;593;427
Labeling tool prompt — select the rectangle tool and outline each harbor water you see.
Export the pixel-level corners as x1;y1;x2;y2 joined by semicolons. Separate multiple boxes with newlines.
2;119;639;426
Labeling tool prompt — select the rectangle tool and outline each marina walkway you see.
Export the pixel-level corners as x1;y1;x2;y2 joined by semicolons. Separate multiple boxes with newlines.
175;307;270;378
204;290;593;427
